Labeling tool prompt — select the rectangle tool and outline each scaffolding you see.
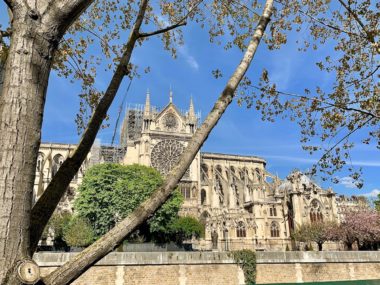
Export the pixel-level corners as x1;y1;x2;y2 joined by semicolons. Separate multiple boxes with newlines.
120;104;144;146
89;139;126;165
100;144;126;163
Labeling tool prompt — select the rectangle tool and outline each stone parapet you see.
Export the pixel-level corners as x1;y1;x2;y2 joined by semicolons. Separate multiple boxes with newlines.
256;251;380;264
34;251;380;285
34;251;236;267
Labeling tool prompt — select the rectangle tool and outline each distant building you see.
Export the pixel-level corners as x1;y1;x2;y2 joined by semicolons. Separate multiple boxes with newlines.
34;90;366;251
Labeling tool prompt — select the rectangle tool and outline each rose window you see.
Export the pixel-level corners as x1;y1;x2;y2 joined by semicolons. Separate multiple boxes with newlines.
151;139;185;176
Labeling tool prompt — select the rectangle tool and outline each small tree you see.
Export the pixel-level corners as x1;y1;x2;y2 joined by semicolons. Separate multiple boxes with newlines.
45;212;72;250
170;216;204;244
147;191;184;243
291;221;338;251
375;194;380;213
63;216;95;248
75;163;183;239
339;208;380;250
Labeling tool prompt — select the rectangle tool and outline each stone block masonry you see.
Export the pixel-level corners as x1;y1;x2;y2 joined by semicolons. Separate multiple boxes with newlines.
255;251;380;284
34;251;380;285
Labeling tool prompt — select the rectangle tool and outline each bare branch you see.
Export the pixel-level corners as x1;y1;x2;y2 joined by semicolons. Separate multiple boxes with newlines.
138;21;187;38
229;0;262;18
274;0;364;40
76;23;120;57
0;29;12;38
337;0;378;50
316;115;374;167
139;0;203;38
346;64;380;86
251;85;380;119
40;1;274;284
30;0;149;253
297;9;363;39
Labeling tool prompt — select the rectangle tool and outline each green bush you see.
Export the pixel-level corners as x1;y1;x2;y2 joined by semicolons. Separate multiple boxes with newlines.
43;212;72;249
63;216;95;247
171;216;204;243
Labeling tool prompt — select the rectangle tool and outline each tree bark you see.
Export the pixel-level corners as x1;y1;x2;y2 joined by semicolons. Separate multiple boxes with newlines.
41;1;274;284
0;0;95;283
0;11;55;285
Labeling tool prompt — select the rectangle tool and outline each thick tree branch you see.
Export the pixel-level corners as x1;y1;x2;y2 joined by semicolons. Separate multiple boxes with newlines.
138;21;187;38
30;0;149;254
138;0;203;38
3;0;13;10
40;1;273;284
42;0;95;39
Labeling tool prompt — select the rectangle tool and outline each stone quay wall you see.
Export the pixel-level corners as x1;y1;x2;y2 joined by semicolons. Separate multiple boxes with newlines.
34;251;380;285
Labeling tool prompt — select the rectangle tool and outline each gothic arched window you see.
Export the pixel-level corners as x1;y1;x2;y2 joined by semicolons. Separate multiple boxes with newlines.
201;189;207;205
52;154;64;176
200;211;210;224
269;206;277;217
239;169;245;180
180;183;191;199
256;168;262;183
37;152;44;172
201;164;209;181
236;221;246;238
310;199;323;223
270;222;280;237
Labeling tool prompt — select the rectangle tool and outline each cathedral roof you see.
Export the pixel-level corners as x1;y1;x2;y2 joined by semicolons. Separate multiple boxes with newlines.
201;152;266;164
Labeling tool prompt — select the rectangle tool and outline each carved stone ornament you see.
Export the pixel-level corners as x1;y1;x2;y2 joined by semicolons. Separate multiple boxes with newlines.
163;113;178;131
16;259;40;284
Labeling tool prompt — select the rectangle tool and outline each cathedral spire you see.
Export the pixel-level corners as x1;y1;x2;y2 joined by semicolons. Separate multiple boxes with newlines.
188;95;196;121
144;89;151;117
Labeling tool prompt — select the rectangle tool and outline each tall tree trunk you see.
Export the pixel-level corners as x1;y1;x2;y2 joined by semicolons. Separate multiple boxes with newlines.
41;1;274;284
0;13;55;284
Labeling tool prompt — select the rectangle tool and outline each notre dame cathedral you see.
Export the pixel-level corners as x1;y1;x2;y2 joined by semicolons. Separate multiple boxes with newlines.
34;90;365;251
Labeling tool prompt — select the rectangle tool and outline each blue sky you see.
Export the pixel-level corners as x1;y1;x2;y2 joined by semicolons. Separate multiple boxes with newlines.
1;2;379;199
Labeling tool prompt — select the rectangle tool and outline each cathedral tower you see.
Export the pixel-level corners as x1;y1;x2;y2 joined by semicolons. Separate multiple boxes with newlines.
122;89;201;215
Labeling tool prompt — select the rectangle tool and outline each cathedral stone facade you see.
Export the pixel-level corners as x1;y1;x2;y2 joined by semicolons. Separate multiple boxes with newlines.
34;91;361;251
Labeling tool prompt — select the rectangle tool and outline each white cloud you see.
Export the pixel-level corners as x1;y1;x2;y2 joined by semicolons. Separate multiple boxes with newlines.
351;160;380;167
155;15;199;71
269;57;292;90
263;155;317;164
362;189;380;198
339;176;357;189
178;45;199;71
